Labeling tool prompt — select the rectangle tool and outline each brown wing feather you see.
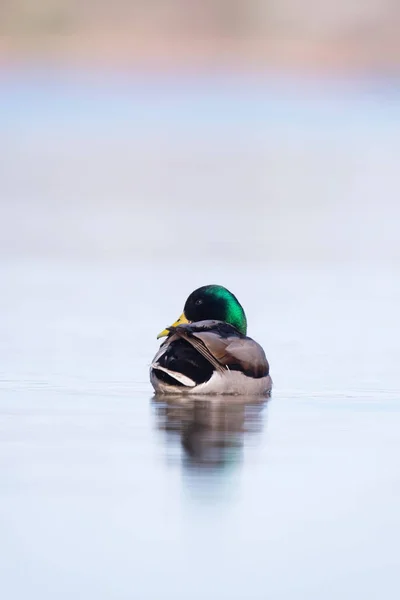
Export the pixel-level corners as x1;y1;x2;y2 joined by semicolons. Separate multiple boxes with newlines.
172;328;226;373
169;321;269;378
192;332;269;378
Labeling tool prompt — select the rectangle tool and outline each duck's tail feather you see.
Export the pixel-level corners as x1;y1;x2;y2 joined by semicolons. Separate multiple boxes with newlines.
151;364;196;387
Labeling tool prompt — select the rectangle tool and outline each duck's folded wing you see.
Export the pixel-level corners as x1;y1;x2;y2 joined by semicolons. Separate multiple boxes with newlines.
170;326;225;373
194;332;269;378
172;321;269;378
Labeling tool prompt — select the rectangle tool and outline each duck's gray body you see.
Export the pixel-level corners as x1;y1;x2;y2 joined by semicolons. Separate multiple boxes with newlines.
150;320;271;396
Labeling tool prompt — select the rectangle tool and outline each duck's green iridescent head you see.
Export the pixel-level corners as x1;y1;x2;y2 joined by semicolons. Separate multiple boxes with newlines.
157;285;247;338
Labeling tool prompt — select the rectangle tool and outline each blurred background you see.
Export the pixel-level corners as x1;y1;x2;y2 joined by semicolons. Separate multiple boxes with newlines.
1;0;400;71
1;0;400;264
1;3;400;600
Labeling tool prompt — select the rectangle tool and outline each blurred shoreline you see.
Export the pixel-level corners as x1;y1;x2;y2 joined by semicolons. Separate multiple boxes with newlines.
1;34;400;75
1;0;400;75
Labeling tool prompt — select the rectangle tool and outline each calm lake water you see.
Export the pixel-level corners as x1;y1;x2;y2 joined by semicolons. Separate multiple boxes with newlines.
0;71;399;599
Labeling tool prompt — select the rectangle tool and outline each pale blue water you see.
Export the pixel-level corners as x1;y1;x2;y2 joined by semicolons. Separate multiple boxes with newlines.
0;72;399;599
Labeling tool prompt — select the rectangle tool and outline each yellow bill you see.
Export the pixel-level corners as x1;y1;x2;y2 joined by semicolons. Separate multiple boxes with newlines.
157;313;189;339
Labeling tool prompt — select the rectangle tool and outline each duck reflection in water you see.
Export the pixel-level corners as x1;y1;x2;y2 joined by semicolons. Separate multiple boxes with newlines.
152;395;269;468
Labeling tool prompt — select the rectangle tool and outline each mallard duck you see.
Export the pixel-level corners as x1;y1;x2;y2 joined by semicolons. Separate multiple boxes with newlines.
150;285;271;395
